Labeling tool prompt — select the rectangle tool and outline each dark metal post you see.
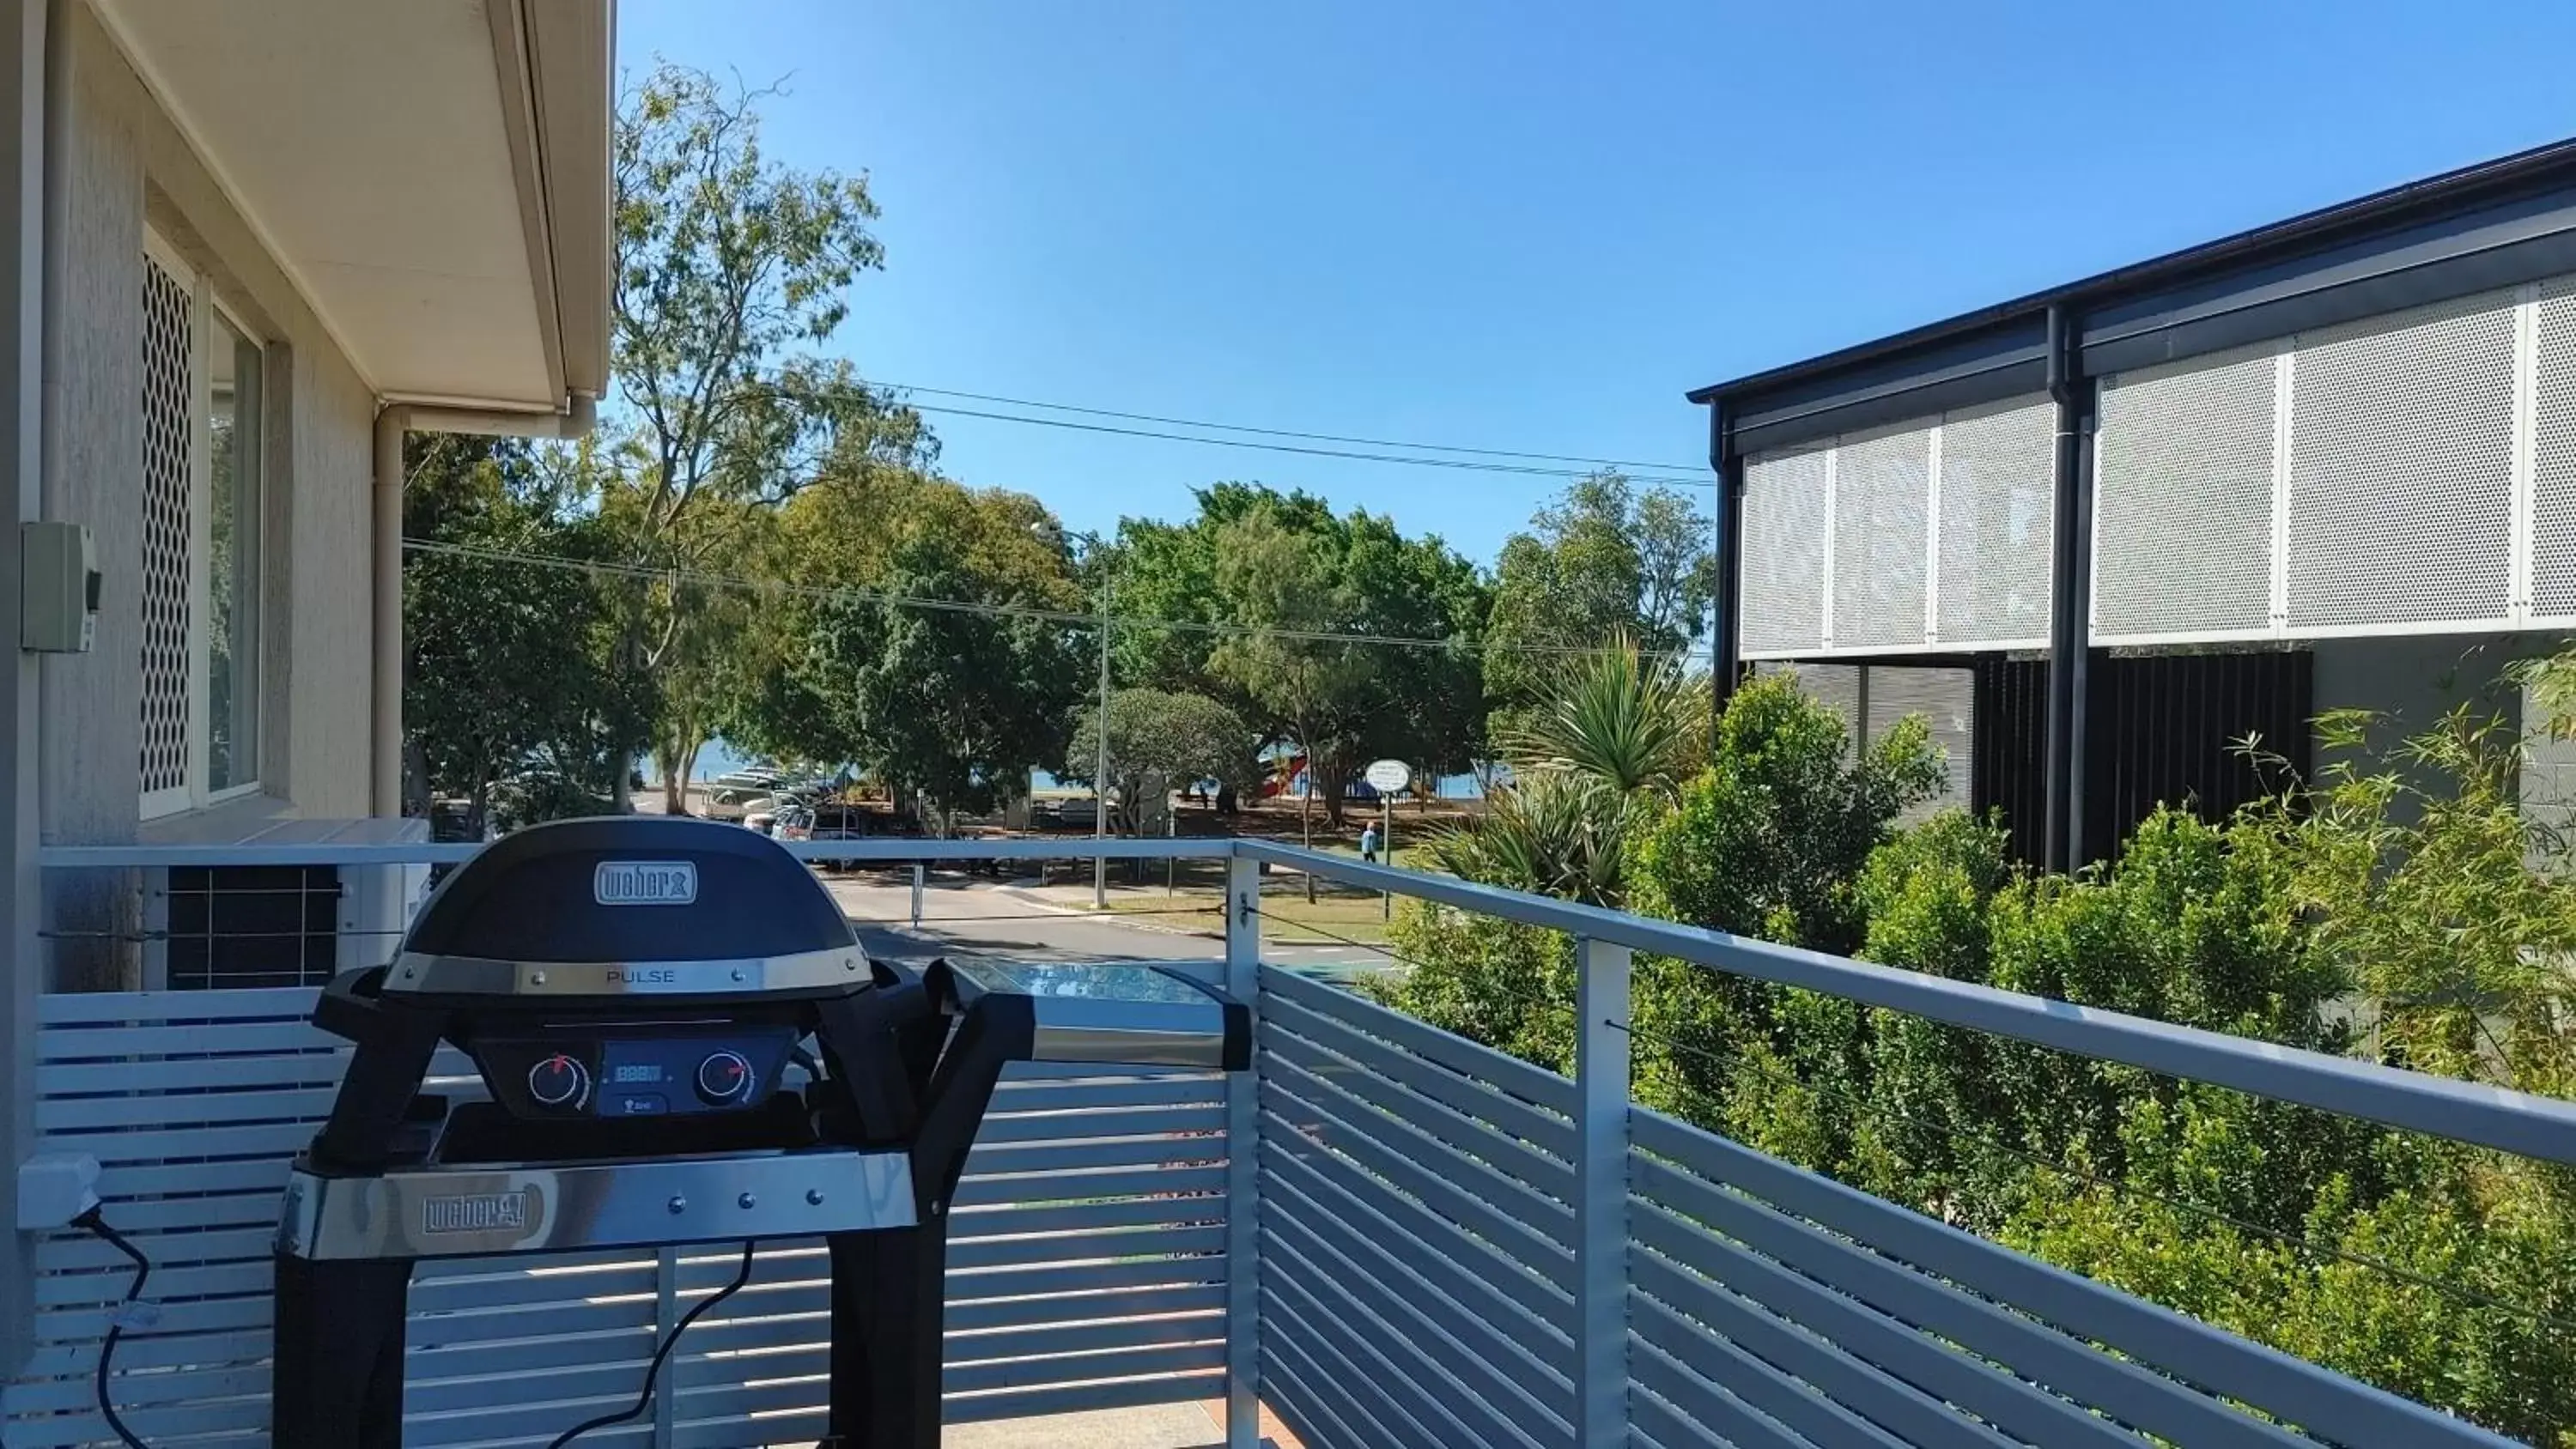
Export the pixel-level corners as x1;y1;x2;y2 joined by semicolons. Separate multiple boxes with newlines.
1708;402;1746;724
2043;306;2096;874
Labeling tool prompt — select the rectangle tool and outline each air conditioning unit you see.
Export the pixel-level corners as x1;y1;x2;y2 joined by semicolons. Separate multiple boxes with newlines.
142;818;433;991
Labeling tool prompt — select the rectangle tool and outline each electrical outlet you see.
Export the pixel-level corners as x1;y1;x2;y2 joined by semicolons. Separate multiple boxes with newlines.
16;1151;102;1228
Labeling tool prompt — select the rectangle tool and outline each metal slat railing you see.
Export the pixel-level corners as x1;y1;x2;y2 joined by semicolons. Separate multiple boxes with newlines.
15;833;2575;1447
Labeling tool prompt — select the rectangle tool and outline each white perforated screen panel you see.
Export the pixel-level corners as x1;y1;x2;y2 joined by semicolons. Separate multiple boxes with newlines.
1739;446;1829;655
140;252;192;803
2093;344;2279;640
2534;278;2576;621
1832;423;1931;649
2287;289;2515;630
1935;397;2053;646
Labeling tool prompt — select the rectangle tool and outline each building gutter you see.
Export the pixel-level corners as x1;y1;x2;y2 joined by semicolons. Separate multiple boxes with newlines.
2041;305;2094;872
371;395;598;818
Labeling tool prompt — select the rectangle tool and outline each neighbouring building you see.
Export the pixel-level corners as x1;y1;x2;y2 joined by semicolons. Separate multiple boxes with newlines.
1693;138;2576;868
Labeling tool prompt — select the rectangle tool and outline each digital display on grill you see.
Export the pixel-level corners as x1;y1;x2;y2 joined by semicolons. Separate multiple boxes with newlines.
611;1063;664;1084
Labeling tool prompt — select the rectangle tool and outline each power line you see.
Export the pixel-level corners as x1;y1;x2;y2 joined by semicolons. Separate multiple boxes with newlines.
876;381;1709;476
403;537;1716;664
899;403;1716;488
739;376;1711;488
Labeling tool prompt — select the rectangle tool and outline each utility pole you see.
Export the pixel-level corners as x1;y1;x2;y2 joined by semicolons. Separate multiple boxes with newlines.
1095;570;1110;910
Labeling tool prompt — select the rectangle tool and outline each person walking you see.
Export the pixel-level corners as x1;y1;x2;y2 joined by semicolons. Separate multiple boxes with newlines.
1359;822;1380;864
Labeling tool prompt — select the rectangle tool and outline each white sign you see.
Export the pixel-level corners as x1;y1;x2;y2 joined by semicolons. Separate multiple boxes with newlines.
594;860;698;906
1364;760;1412;793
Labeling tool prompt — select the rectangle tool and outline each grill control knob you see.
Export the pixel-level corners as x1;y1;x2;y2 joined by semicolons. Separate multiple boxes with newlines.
528;1054;589;1110
696;1050;755;1106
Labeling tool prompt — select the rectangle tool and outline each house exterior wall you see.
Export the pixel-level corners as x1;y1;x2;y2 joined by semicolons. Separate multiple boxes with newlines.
37;3;379;989
42;0;376;854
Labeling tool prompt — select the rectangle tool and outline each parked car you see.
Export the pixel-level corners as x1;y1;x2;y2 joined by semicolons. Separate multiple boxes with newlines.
1042;796;1101;828
776;803;872;867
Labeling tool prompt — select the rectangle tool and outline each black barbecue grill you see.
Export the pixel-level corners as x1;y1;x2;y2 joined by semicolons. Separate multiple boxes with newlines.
268;815;1247;1449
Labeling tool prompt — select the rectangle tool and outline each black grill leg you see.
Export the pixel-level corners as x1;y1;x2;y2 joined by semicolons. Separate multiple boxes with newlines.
272;1252;411;1448
825;1224;945;1449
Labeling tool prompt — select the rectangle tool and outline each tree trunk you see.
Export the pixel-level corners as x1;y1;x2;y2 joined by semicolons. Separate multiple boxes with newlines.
1315;750;1352;830
608;616;643;814
465;781;490;843
1295;729;1316;904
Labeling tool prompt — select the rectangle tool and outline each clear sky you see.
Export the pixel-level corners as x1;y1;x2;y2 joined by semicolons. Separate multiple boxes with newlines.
615;0;2576;566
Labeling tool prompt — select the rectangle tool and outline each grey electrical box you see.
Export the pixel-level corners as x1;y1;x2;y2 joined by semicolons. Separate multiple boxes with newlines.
21;520;98;653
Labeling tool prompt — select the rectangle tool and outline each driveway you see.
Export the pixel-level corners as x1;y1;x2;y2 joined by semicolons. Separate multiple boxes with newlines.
822;872;1388;981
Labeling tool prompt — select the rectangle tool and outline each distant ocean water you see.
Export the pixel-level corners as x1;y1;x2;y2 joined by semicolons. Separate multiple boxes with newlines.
693;738;1487;799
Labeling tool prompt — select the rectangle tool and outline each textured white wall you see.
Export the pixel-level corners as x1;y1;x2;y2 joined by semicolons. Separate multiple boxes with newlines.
43;0;378;854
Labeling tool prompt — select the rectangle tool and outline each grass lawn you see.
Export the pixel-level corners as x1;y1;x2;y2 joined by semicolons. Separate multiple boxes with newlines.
1074;857;1408;950
1100;887;1404;949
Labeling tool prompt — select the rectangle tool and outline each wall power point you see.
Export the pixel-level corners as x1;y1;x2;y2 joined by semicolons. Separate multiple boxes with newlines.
15;1151;103;1229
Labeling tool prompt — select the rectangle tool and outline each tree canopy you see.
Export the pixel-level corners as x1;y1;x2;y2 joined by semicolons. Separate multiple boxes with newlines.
402;437;651;837
1483;471;1716;742
1112;484;1487;827
1066;689;1255;834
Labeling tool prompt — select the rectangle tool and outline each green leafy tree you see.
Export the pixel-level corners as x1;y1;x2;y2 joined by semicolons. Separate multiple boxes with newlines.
1483;471;1716;743
720;470;1083;801
817;534;1078;830
1066;689;1255;834
1193;489;1485;831
403;438;651;837
604;64;927;809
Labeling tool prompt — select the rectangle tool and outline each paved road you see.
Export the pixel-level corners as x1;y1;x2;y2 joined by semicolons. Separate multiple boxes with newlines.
821;872;1388;981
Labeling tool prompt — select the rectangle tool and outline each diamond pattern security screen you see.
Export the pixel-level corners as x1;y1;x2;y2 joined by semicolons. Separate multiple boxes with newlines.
2535;277;2576;621
1935;397;2054;647
2093;343;2280;642
140;251;193;804
2287;289;2517;630
1831;422;1932;650
1739;446;1830;655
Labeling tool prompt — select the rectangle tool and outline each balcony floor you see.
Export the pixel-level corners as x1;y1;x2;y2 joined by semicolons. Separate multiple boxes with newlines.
949;1400;1296;1447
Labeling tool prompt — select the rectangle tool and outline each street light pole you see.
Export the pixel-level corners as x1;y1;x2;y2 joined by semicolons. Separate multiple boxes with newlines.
1094;570;1110;910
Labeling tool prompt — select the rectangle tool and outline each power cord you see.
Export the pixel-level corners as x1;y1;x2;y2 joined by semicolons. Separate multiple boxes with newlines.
64;1204;754;1449
544;1240;758;1449
70;1205;152;1449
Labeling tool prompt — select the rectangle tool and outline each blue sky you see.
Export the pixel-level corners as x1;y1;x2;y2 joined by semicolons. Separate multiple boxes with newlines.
617;0;2576;566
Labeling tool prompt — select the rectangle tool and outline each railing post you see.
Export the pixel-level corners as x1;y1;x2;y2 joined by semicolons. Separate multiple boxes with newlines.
1224;848;1262;1448
909;862;924;929
653;1246;679;1448
1575;935;1631;1447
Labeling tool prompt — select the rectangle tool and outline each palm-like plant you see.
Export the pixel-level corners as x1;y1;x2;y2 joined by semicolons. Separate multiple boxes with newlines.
1508;635;1703;801
1428;636;1705;905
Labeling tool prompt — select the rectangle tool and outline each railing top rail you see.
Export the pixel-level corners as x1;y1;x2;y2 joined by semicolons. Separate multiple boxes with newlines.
1232;840;2576;1169
36;835;1238;869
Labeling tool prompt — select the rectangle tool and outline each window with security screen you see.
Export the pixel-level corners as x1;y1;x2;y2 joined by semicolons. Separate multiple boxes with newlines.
160;866;343;991
140;233;267;819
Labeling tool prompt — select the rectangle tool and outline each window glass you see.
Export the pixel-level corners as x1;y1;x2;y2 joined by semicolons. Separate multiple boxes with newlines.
208;309;260;793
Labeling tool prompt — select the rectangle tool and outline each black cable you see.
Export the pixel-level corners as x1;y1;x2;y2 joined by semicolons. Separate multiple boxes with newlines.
544;1240;757;1449
72;1206;151;1449
875;379;1710;475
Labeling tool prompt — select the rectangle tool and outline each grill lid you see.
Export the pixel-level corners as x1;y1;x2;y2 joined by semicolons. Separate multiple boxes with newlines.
385;815;866;1000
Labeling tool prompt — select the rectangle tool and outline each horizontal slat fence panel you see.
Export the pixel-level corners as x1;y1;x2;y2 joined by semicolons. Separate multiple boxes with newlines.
1626;1105;2519;1449
1255;965;1578;1449
9;991;1237;1446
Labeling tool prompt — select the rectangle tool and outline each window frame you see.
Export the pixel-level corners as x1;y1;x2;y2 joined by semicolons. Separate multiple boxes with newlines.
139;228;267;819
